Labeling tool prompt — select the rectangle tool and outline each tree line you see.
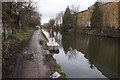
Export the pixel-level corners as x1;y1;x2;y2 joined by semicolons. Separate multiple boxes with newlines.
43;5;79;32
43;2;119;37
2;0;41;40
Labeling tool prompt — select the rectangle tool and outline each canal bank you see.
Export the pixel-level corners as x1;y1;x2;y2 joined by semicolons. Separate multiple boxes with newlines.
12;29;66;78
68;28;120;38
41;29;66;78
75;30;119;38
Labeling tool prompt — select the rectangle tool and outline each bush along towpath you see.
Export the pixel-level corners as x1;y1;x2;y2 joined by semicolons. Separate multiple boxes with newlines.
3;29;66;78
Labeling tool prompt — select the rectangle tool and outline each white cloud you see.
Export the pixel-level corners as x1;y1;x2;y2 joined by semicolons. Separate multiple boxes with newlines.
33;0;97;24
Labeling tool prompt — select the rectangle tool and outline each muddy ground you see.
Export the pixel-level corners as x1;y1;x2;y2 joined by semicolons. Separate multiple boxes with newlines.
9;29;66;78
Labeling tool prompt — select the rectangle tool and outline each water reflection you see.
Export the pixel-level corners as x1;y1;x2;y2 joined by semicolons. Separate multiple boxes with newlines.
61;32;119;78
67;47;77;60
43;29;119;78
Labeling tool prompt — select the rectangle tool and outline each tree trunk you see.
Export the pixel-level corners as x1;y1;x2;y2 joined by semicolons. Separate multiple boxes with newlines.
2;18;6;40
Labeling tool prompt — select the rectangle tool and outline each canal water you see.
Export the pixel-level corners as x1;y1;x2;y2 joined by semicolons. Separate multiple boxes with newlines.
42;29;119;79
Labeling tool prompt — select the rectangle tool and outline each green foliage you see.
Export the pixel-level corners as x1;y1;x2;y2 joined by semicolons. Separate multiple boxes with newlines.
2;2;41;39
43;23;49;28
49;19;55;27
15;27;34;44
90;2;102;32
43;19;55;30
3;27;35;44
62;6;72;32
2;27;35;77
20;6;41;28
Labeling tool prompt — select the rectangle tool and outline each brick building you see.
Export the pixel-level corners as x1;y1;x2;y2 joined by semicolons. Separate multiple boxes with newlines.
76;2;119;31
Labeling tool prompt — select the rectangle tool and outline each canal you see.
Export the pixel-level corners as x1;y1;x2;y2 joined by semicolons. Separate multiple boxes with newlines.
42;29;119;79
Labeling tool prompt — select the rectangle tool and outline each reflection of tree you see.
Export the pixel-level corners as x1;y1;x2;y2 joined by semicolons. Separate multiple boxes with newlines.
62;33;72;53
67;47;77;60
61;31;119;77
72;33;77;49
62;32;77;53
85;36;119;78
88;61;95;69
87;36;100;68
55;32;61;45
118;39;120;77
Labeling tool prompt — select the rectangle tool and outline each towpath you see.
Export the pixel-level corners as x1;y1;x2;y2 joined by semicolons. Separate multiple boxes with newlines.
13;29;50;78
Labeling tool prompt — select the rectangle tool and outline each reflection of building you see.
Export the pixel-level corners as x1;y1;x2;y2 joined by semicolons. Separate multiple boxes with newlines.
61;32;119;78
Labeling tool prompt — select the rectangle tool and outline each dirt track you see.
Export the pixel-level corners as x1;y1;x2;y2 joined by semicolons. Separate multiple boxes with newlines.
13;29;50;78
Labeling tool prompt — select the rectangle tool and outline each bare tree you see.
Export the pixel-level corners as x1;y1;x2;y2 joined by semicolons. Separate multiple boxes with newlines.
55;11;63;26
55;17;59;26
70;4;80;14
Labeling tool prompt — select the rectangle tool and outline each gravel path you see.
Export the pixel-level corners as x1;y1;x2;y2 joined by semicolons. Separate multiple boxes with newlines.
14;29;50;78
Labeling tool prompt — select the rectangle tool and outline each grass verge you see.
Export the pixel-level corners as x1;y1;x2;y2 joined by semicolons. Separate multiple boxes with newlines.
2;27;35;78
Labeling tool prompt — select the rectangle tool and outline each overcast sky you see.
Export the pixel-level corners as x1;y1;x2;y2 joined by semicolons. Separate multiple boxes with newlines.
33;0;98;24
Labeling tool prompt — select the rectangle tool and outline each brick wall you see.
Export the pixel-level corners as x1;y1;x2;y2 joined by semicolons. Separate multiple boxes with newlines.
100;2;119;29
76;2;119;30
76;10;91;29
